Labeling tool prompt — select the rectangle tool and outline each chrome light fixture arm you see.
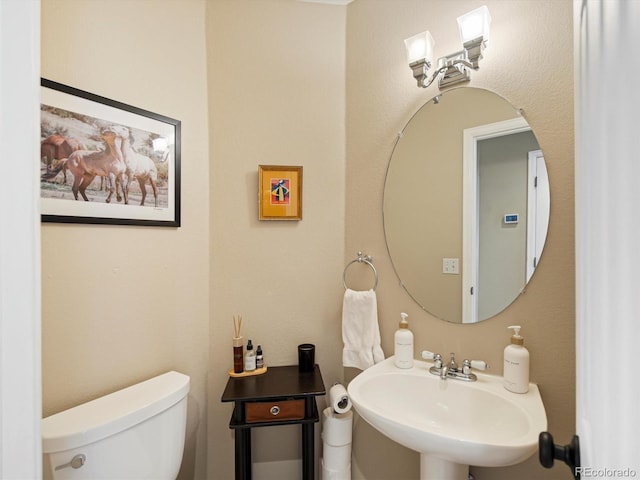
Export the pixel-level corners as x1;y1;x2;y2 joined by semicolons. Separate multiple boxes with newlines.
414;57;475;89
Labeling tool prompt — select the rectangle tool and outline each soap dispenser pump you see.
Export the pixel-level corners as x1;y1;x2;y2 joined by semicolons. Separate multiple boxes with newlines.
394;312;414;369
503;325;530;393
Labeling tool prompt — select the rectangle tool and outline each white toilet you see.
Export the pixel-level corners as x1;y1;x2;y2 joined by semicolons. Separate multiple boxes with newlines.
42;371;190;480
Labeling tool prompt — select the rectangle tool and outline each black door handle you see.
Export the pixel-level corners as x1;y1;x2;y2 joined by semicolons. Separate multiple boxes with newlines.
539;432;581;479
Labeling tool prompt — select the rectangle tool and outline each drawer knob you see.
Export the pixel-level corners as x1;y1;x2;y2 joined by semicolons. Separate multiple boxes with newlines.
270;405;280;416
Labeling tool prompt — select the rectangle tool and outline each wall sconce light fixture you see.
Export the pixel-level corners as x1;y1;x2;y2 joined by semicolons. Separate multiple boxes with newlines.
404;5;491;89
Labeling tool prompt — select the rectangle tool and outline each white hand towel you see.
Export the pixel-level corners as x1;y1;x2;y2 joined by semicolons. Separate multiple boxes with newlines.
342;288;385;370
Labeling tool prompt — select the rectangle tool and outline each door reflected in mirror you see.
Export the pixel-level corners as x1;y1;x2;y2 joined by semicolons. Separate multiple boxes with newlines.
383;87;550;323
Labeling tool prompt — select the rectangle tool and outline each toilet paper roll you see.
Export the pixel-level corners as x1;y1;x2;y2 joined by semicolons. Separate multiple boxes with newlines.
322;407;353;447
329;383;352;414
322;443;352;470
322;459;351;480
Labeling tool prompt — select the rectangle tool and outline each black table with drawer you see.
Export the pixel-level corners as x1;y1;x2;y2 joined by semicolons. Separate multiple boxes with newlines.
221;365;326;480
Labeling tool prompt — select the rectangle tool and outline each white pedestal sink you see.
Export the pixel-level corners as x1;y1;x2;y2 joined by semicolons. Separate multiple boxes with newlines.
347;357;547;480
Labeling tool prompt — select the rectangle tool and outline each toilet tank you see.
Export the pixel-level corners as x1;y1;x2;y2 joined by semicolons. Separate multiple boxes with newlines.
42;371;189;480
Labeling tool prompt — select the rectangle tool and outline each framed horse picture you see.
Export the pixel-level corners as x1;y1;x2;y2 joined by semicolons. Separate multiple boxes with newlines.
40;78;181;227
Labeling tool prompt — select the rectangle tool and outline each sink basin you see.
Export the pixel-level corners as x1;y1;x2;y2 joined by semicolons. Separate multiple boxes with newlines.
347;357;547;480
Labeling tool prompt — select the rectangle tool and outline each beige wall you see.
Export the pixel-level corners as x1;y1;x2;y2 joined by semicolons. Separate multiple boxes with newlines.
206;1;346;478
41;0;210;478
346;1;574;479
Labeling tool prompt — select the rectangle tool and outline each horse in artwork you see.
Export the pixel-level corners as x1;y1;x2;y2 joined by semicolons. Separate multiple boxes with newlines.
41;126;128;204
40;135;85;183
110;125;159;207
40;134;84;165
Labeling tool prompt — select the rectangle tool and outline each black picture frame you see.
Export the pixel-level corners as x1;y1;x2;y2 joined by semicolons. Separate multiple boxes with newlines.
40;78;181;227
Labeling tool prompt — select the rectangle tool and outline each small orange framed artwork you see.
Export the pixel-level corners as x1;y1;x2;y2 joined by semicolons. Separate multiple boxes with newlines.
258;165;303;221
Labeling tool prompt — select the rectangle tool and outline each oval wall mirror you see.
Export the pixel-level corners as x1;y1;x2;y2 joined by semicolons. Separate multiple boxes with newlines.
383;87;550;324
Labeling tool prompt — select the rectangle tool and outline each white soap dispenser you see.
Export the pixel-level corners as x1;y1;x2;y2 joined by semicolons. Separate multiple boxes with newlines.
394;312;414;369
503;325;530;393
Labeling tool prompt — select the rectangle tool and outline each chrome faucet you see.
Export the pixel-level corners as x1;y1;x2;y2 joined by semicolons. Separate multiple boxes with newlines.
447;352;458;373
421;350;489;382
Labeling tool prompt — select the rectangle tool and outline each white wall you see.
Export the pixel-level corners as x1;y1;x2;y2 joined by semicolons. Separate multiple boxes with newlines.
0;0;42;477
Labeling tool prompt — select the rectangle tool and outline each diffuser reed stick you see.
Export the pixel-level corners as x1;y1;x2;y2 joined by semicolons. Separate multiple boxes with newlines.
233;315;243;338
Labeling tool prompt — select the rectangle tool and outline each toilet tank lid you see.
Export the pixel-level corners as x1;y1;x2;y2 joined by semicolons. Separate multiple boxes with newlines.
42;371;190;453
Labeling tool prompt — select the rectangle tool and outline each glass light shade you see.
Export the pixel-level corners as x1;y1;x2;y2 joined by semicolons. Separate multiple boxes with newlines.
404;30;435;65
457;5;491;44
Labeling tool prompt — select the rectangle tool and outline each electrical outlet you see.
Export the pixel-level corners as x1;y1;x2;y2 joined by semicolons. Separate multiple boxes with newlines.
442;258;459;274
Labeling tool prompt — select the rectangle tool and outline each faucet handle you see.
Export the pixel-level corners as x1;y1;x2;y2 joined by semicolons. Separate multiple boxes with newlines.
470;360;489;370
421;350;443;368
421;350;436;360
462;359;489;374
434;354;443;369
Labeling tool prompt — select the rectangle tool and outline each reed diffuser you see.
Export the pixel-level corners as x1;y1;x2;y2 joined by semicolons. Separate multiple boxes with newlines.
233;315;244;374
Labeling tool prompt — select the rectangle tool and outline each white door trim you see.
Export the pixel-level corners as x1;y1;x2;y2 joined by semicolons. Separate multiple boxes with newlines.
0;1;42;477
526;150;549;283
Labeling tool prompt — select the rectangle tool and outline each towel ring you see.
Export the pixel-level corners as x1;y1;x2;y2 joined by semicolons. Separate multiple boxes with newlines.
342;251;378;291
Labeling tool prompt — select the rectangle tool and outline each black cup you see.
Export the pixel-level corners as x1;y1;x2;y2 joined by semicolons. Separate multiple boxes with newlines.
298;343;315;372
